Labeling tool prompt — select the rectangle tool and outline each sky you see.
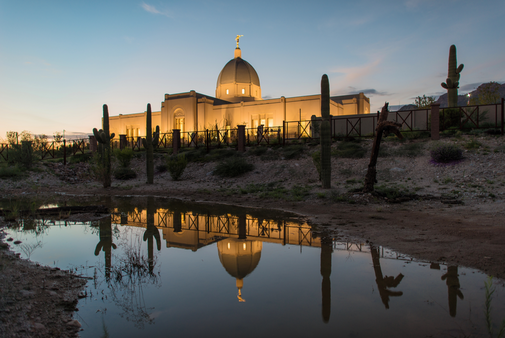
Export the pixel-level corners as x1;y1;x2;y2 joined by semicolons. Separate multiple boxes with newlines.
1;0;504;139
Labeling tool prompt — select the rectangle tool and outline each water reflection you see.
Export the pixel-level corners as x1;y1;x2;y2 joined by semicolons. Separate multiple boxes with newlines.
442;266;464;317
94;216;117;282
370;245;404;309
3;197;505;337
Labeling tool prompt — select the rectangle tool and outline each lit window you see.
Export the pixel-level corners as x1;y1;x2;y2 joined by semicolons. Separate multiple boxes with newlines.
226;89;229;95
243;243;246;250
242;88;245;94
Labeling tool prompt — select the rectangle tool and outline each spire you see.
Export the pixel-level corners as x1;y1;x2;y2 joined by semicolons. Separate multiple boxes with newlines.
234;35;243;58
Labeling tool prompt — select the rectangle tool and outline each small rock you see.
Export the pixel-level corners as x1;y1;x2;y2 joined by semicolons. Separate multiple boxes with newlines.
67;320;81;328
13;240;22;245
32;323;45;330
6;238;13;242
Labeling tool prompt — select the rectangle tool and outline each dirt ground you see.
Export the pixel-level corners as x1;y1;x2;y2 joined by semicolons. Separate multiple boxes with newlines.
1;133;505;336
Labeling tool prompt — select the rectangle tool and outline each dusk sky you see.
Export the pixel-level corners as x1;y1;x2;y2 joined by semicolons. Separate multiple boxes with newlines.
1;0;504;138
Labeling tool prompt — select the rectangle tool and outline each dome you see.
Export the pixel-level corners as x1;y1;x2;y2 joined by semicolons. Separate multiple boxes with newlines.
215;48;262;102
217;58;260;87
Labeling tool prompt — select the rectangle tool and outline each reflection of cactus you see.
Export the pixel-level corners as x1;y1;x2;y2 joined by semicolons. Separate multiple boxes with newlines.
93;105;115;188
94;216;117;281
320;74;331;189
441;45;464;108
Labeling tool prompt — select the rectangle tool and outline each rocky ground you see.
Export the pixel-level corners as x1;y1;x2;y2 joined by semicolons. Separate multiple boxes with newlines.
1;133;505;336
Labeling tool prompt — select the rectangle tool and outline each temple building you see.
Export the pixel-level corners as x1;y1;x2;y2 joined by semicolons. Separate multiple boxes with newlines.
109;36;370;138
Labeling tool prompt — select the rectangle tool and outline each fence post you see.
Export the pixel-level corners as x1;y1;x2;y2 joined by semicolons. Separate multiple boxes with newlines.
282;121;286;146
119;135;127;149
63;139;67;165
237;125;245;152
501;97;505;135
431;103;440;140
173;129;181;155
89;135;97;153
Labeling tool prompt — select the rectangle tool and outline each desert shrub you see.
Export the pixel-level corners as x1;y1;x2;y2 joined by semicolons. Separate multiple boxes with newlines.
179;148;207;162
114;148;135;168
213;157;254;178
439;108;462;130
281;144;304;159
114;167;137;180
430;144;464;164
311;151;321;180
332;141;366;158
0;165;25;179
464;138;482;150
167;154;187;180
156;164;168;172
396;143;425;157
205;148;237;162
248;146;268;156
69;153;92;164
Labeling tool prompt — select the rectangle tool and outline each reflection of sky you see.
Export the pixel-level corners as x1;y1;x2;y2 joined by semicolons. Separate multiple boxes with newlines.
5;223;505;338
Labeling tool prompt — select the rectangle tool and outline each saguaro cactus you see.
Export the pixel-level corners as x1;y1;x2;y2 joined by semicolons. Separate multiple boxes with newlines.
93;104;115;188
441;45;464;108
142;104;160;184
320;74;331;189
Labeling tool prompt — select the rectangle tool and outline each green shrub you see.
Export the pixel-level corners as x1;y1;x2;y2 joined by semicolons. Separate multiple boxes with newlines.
205;148;237;162
167;154;188;180
69;153;92;164
213;157;254;178
396;143;424;157
430;144;464;164
332;142;366;158
311;151;321;179
439;108;462;130
248;146;268;156
0;165;25;179
113;148;135;168
464;138;482;150
156;164;168;172
281;144;305;159
114;167;137;180
179;148;207;162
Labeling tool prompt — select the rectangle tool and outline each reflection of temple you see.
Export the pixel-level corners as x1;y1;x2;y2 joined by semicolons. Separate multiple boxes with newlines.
111;208;319;250
217;238;262;302
111;207;319;303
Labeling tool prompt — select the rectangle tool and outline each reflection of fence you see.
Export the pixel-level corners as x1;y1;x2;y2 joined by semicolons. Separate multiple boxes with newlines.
111;209;318;249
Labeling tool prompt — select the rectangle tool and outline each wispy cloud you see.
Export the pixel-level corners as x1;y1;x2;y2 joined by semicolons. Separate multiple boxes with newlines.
140;2;172;18
345;87;390;96
331;58;382;83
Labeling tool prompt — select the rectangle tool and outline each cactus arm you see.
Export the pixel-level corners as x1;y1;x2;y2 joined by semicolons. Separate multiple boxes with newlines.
457;64;464;73
441;82;448;89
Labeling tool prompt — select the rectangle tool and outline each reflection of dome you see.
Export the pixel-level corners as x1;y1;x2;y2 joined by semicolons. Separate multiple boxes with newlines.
217;238;262;279
215;48;262;103
217;238;263;302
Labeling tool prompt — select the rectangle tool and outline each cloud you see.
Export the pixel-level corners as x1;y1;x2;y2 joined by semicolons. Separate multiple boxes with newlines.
140;2;172;18
344;86;389;96
460;82;483;92
331;58;382;84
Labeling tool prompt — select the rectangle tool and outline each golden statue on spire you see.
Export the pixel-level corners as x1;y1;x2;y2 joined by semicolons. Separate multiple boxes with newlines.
235;35;243;48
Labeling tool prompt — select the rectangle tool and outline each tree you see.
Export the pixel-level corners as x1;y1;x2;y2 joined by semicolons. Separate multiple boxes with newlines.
414;95;435;108
469;82;501;105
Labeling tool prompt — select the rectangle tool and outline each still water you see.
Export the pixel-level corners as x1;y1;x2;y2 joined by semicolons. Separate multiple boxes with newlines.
4;198;505;338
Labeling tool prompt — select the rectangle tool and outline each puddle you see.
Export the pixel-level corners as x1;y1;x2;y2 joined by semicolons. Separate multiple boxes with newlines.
3;198;505;338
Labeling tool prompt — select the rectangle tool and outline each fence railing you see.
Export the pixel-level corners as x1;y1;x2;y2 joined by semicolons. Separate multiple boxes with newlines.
2;100;503;165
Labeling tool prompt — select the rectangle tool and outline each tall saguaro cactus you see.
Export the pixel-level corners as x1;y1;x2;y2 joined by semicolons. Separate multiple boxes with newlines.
142;104;160;184
441;45;464;108
320;74;331;189
93;104;115;188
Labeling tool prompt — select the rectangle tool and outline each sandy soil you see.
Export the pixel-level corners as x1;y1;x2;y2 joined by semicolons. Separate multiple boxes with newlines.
1;133;505;337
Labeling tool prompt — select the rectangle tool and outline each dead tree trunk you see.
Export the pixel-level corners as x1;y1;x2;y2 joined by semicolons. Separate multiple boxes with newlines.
363;103;403;193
